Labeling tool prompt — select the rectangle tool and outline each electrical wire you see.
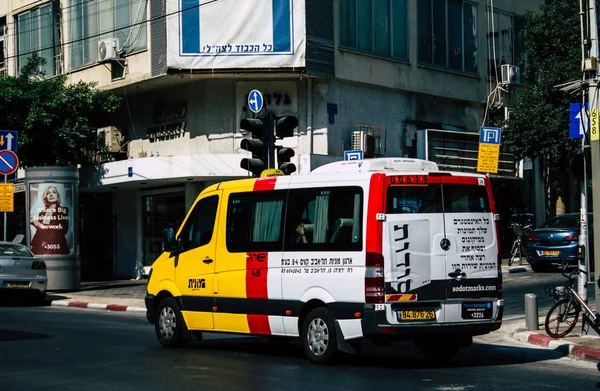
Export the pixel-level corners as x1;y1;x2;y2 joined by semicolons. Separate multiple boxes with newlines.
2;0;222;63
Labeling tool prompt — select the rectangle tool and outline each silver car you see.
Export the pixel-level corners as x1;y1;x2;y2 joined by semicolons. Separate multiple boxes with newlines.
0;242;47;304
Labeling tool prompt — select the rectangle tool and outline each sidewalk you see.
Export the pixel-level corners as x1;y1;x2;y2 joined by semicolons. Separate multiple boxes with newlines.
43;264;600;364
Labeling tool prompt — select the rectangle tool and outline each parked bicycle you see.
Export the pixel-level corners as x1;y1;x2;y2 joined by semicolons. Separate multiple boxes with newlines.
544;263;600;338
508;222;532;266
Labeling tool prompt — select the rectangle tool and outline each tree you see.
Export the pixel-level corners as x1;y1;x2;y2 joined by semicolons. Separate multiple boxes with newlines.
499;0;581;165
0;54;122;167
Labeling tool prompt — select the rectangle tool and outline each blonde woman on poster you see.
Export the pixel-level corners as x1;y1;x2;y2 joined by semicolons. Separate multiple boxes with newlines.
30;184;70;255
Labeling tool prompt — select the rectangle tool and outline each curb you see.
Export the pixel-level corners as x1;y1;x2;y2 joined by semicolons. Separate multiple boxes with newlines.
509;331;600;363
50;300;146;313
502;265;531;274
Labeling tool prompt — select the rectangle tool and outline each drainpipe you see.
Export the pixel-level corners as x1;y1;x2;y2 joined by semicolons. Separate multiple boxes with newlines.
307;77;313;155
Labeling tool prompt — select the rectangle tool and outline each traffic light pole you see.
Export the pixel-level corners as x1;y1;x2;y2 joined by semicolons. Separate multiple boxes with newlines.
267;111;275;169
586;0;600;306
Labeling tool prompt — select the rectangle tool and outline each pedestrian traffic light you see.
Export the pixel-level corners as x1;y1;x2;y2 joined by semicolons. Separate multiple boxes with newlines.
277;145;296;175
240;117;268;176
275;115;298;139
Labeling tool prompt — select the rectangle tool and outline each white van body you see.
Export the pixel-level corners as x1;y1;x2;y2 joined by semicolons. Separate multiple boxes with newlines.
145;158;502;363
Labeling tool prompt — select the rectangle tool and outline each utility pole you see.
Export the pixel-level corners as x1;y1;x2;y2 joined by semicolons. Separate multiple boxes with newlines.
584;0;600;306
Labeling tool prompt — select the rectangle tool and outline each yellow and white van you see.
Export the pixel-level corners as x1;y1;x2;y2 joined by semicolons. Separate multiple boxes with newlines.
145;158;502;364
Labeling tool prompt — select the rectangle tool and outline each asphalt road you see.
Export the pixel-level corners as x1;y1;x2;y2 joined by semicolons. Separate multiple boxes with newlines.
1;271;599;391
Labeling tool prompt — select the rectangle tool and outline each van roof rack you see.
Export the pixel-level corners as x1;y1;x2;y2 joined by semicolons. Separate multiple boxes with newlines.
310;158;439;174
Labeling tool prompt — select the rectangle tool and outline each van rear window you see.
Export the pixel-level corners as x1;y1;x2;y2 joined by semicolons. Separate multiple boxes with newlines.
387;184;490;214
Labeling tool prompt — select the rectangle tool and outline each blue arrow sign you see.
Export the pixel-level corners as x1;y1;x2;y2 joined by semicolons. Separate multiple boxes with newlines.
0;130;18;152
570;103;588;139
248;90;264;114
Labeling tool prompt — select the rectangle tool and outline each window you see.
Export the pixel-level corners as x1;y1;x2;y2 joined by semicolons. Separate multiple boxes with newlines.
487;10;525;79
179;195;219;253
0;17;5;72
339;0;408;60
285;187;363;251
226;191;286;253
417;0;478;74
16;2;61;76
387;184;490;214
68;0;148;70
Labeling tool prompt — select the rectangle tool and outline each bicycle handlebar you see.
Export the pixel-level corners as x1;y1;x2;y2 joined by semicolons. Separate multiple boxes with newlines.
561;261;588;281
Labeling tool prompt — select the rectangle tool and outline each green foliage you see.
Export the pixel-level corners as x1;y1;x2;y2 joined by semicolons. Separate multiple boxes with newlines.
499;0;581;165
0;53;122;167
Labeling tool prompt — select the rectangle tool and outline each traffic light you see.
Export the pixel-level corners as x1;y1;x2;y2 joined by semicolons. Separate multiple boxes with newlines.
240;117;268;176
275;115;298;138
277;146;296;175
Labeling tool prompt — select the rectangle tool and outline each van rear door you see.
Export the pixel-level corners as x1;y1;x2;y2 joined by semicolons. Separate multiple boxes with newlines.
383;174;499;324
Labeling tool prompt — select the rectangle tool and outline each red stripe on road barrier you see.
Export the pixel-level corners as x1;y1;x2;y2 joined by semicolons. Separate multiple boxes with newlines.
106;304;128;311
527;333;551;347
68;302;89;308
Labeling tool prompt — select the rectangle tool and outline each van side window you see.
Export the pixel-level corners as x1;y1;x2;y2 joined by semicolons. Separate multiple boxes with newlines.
179;195;219;252
285;186;363;251
226;191;286;253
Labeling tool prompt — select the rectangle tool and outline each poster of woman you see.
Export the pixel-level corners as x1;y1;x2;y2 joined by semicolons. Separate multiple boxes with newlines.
29;183;74;256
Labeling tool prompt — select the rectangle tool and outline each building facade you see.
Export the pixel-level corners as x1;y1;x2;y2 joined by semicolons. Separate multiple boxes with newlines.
1;0;544;280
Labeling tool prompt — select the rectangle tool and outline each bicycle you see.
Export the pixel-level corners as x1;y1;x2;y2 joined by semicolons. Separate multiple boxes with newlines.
508;223;532;266
544;263;600;338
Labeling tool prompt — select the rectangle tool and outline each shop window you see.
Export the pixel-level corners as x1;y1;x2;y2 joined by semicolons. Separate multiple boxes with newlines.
142;191;186;266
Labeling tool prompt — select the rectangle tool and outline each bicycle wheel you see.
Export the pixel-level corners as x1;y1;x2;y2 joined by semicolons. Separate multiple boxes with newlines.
544;298;580;338
509;240;519;266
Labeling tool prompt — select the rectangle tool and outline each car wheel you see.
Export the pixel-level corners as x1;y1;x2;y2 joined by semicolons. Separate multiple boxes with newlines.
155;297;188;348
530;261;543;272
301;307;338;364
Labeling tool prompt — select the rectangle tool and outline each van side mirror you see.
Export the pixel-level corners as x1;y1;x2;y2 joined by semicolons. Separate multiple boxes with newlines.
163;228;177;253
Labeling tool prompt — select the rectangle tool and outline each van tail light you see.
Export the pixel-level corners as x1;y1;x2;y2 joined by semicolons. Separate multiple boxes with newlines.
365;252;384;304
564;234;579;242
32;260;46;270
528;235;539;242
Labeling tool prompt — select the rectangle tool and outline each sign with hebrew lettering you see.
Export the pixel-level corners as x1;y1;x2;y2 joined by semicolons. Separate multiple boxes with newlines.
167;0;306;69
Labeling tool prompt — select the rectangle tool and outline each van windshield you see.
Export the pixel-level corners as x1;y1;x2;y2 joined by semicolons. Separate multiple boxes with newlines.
386;184;490;214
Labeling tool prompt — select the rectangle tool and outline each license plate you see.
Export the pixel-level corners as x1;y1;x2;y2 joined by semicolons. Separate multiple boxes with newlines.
542;250;560;256
398;309;436;321
461;302;493;320
5;281;29;288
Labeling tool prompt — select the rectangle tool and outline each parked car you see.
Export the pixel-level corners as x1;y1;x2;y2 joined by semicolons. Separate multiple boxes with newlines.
526;213;594;272
0;242;47;304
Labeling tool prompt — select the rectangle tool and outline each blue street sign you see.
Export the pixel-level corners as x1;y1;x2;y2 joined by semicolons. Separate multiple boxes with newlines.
0;150;18;175
344;150;363;160
570;103;588;139
0;130;18;152
248;90;264;113
479;127;502;144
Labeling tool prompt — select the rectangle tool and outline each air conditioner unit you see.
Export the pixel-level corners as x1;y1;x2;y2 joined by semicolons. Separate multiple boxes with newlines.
352;125;386;158
97;38;119;62
97;126;124;152
501;64;521;85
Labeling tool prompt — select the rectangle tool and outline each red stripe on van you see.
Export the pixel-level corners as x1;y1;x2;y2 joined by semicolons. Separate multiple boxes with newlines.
366;174;386;253
247;314;271;335
246;252;269;298
440;175;479;185
253;177;278;191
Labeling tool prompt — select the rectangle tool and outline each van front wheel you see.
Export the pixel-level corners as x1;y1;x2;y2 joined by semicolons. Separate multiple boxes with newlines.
155;297;188;348
301;307;338;364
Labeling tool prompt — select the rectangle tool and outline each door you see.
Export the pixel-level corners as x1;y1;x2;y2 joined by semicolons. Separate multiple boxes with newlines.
175;192;221;330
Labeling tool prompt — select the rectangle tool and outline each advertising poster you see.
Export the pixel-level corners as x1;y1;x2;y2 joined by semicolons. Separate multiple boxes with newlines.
29;183;74;256
166;0;306;69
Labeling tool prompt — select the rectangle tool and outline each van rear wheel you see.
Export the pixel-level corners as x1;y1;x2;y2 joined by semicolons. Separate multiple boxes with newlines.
301;307;338;364
155;297;188;348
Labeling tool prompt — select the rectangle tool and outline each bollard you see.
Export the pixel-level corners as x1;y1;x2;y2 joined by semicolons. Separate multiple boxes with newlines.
525;293;539;330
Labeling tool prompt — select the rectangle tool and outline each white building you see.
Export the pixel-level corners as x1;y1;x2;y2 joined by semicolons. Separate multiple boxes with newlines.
0;0;543;279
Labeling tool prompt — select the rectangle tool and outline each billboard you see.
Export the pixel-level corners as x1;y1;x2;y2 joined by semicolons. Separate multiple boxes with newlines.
29;182;74;256
166;0;306;69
